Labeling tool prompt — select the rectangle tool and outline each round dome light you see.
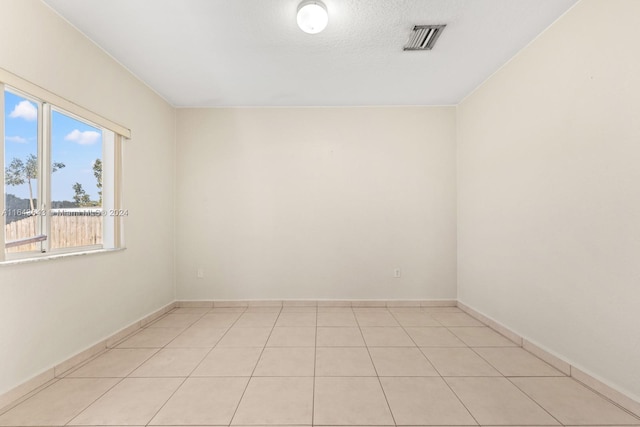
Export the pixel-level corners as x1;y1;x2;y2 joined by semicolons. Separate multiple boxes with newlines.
297;1;328;34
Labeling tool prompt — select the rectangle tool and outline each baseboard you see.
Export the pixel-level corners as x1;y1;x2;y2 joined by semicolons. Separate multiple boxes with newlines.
176;299;458;308
457;301;640;418
0;301;176;413
3;297;638;420
0;298;454;412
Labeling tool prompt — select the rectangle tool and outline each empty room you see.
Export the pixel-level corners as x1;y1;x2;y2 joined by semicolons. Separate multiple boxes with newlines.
0;0;639;425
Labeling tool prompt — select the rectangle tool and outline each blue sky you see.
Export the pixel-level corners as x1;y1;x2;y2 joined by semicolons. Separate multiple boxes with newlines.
4;90;102;203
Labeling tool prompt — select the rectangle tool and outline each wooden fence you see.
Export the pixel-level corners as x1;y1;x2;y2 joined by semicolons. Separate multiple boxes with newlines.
5;215;102;253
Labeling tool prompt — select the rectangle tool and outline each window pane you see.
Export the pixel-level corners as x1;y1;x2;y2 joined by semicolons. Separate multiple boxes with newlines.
50;109;103;249
4;90;40;253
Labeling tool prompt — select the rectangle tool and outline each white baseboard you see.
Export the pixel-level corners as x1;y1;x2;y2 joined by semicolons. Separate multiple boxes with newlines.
2;298;638;420
457;301;640;418
176;299;458;308
0;301;176;413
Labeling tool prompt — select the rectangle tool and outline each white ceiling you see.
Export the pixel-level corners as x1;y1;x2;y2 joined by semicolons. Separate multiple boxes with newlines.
42;0;578;107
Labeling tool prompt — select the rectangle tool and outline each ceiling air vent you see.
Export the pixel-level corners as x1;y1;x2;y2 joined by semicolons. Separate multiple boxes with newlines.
404;25;446;51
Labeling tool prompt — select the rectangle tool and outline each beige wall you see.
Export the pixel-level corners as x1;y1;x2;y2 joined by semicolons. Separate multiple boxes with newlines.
4;0;639;409
458;0;640;400
0;1;175;394
176;107;457;301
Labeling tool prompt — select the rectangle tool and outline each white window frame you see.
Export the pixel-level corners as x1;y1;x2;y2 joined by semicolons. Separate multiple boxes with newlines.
0;68;129;262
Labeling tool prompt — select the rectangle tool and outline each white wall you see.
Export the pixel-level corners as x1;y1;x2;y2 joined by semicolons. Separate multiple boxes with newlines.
458;0;640;400
176;107;457;300
0;1;175;395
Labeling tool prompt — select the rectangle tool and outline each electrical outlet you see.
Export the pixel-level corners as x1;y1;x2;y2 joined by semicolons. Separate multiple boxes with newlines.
393;268;401;278
197;268;204;279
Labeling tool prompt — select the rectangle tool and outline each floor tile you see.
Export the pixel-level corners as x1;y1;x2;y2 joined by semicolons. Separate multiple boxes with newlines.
170;307;211;314
235;312;279;328
351;306;384;317
317;307;354;313
354;311;399;327
191;312;241;328
210;307;247;313
0;379;118;426
254;347;315;376
69;378;183;425
446;377;559;425
511;377;640;425
316;347;376;376
217;327;272;347
387;307;423;313
429;312;484;327
129;348;209;377
317;301;353;307
244;306;282;313
391;312;441;327
405;327;466;347
281;306;317;313
360;327;414;347
232;377;313;425
449;327;518;347
368;347;438;376
150;377;248;425
116;327;184;348
420;347;500;376
317;311;358;327
474;347;564;376
275;312;316;327
67;349;158;378
192;347;262;376
316;327;365;347
267;327;316;347
313;377;394;425
422;307;463;313
165;327;227;348
380;377;476;425
148;313;203;328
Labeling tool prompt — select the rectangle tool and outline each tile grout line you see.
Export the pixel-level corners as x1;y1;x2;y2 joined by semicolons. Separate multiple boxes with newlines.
387;308;481;427
0;379;61;417
62;309;207;427
312;306;318;426
227;305;283;427
387;309;446;377
466;343;560;378
141;306;248;427
61;377;127;426
502;374;566;426
416;309;562;426
353;307;398;427
0;307;186;419
458;304;640;421
6;305;638;427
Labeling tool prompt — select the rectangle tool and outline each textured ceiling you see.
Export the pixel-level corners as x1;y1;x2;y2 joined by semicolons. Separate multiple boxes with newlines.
42;0;578;106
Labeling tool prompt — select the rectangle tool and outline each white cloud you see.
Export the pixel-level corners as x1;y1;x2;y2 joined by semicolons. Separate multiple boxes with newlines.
64;129;101;145
9;100;37;121
5;135;27;143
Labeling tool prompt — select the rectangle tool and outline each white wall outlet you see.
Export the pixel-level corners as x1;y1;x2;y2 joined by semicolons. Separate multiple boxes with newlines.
393;268;401;278
196;268;204;279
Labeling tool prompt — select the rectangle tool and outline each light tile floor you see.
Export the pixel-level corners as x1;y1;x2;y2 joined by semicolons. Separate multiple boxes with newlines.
1;306;639;426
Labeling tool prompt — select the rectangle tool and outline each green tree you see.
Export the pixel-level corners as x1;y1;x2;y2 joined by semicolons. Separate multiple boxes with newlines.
93;158;102;204
5;154;65;211
72;182;92;207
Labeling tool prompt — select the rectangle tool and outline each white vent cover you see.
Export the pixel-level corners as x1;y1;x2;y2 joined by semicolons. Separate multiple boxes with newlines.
404;25;446;51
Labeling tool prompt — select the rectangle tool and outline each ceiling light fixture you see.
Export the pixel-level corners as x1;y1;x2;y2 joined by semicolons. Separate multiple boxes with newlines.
297;0;328;34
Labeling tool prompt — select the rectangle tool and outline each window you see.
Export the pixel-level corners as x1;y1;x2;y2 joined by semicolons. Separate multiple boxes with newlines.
1;70;129;261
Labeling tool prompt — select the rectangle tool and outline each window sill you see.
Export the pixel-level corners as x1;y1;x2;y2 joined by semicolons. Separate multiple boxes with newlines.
0;247;126;266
